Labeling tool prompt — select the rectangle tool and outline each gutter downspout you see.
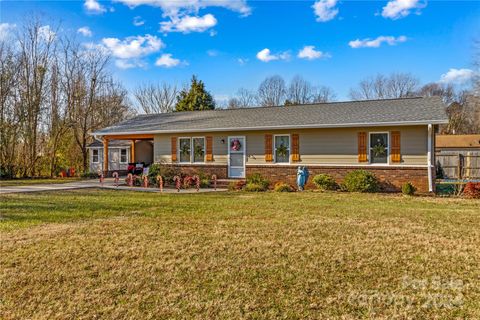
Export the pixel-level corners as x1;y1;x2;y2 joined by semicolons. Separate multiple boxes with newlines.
427;124;433;192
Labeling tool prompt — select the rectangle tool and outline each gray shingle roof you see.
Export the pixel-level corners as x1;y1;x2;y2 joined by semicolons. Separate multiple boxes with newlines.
93;97;448;135
87;139;131;148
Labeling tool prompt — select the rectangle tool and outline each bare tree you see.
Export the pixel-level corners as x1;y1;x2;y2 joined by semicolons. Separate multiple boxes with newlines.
287;75;312;105
311;86;336;103
257;75;286;106
350;73;419;100
417;83;456;104
134;82;178;114
227;88;257;109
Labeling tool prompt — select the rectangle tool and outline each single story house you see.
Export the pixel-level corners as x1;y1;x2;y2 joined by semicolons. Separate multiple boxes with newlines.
92;97;448;192
87;139;153;174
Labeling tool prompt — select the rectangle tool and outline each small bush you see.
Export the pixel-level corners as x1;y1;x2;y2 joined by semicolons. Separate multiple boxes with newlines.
402;182;416;196
312;174;338;191
228;180;246;191
81;172;98;179
274;182;293;192
463;182;480;199
246;173;269;190
342;170;379;193
244;182;267;192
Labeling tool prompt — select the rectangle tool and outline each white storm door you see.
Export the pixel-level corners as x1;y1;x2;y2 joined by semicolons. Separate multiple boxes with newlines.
109;149;120;171
228;136;246;178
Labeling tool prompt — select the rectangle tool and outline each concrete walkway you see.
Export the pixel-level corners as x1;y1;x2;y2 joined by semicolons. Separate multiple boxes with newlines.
0;179;226;194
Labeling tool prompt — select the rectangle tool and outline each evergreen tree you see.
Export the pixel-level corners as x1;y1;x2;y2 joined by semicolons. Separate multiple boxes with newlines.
175;75;215;111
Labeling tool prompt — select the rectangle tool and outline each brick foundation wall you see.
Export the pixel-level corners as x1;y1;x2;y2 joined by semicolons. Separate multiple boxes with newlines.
246;165;430;193
155;164;430;193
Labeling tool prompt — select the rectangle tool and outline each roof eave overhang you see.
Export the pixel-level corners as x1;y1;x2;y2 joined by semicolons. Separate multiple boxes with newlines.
92;119;449;136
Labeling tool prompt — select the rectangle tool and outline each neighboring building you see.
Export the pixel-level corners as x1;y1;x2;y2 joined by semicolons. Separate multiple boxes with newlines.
92;97;449;192
435;134;480;179
86;139;153;174
436;135;480;153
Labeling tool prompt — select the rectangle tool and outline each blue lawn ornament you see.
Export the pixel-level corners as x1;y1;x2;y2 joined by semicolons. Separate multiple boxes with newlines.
297;166;309;191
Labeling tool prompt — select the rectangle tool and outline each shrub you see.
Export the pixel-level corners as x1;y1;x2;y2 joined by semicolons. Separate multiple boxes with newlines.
402;182;416;196
312;174;338;191
81;172;98;179
228;180;246;191
244;182;267;192
463;182;480;199
246;173;269;190
274;182;293;192
342;170;379;193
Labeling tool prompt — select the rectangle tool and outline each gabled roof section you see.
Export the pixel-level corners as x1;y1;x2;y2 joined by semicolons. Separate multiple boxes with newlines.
93;97;449;136
87;139;132;148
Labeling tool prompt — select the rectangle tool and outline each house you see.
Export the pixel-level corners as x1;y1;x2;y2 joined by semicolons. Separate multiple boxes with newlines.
87;139;153;174
92;97;448;192
435;134;480;179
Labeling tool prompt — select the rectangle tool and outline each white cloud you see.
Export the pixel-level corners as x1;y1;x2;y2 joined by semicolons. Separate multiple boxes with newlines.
155;53;181;68
38;25;56;42
0;23;16;41
297;46;330;60
77;26;93;37
312;0;339;22
133;16;145;26
84;0;106;14
256;48;290;62
101;34;164;59
349;35;407;48
439;68;475;85
381;0;426;20
114;0;251;17
160;14;217;33
207;49;219;57
237;58;248;65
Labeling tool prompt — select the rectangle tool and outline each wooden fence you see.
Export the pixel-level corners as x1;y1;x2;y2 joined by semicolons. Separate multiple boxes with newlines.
436;151;480;179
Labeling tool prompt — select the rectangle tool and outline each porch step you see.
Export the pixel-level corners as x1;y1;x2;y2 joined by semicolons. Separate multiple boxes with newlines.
210;179;245;188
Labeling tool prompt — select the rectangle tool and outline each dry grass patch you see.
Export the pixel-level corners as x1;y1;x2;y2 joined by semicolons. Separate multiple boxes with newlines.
1;190;479;319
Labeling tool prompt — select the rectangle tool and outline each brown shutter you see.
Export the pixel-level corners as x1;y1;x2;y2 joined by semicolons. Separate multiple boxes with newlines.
358;132;368;162
206;136;213;161
265;134;273;162
171;136;177;162
291;134;300;162
391;131;401;163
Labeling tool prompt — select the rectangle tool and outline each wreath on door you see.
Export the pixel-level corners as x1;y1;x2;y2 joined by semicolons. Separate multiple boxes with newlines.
230;139;242;151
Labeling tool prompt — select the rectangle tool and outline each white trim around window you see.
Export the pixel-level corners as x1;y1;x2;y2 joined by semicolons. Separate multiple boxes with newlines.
273;134;291;164
178;136;206;164
120;148;128;164
92;149;99;163
368;131;390;165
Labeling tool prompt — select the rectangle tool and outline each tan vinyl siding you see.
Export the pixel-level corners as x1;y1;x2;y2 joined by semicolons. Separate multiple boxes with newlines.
153;125;428;166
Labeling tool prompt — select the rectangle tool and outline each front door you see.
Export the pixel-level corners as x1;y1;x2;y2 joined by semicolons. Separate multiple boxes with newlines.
109;149;120;171
228;136;245;178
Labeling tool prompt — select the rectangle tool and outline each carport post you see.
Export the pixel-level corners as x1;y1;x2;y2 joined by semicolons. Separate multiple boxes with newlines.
103;137;109;175
131;140;135;163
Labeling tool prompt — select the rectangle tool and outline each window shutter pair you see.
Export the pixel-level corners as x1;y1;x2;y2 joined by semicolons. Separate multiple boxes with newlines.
264;134;300;162
171;136;213;162
357;131;401;163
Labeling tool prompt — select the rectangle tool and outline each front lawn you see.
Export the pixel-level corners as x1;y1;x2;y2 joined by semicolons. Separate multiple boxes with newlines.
0;177;83;187
1;190;479;319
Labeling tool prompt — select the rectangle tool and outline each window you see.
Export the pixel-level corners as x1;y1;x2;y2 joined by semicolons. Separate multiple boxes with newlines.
120;149;128;163
179;137;205;163
192;137;205;163
92;149;99;163
369;133;389;164
179;138;191;163
274;135;290;163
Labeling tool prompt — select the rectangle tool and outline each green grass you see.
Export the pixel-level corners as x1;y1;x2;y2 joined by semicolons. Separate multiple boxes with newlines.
1;190;479;319
0;177;83;187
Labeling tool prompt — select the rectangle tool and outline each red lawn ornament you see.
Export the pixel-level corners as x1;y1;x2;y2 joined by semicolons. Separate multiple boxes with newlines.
157;175;163;193
126;173;133;187
99;173;105;186
143;175;149;188
211;174;217;190
193;175;200;192
112;171;119;187
173;175;181;192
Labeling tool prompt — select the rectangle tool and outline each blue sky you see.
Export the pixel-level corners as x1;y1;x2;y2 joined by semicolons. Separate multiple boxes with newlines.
1;0;479;101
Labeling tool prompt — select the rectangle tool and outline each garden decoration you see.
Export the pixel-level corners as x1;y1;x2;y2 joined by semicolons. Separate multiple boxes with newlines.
126;173;133;187
157;175;163;193
112;171;119;187
193;175;200;192
142;175;149;188
230;138;242;151
211;174;217;190
174;175;181;192
99;173;104;186
296;166;310;191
